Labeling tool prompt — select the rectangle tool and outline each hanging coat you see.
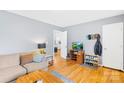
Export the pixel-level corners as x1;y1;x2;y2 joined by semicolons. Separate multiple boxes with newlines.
94;34;102;56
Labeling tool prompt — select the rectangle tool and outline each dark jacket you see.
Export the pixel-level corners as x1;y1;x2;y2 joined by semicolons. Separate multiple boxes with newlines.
94;35;102;56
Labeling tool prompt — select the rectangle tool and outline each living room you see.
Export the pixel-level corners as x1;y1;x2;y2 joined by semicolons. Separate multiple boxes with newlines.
1;0;124;92
0;10;124;83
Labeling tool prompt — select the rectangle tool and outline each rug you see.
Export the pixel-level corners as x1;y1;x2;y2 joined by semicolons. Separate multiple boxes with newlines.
80;63;98;69
51;71;74;83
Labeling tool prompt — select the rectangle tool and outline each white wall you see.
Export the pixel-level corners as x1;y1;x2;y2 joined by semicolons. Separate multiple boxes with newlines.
0;11;63;55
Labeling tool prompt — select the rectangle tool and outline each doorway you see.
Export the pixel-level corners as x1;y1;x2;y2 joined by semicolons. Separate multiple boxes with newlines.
53;30;67;59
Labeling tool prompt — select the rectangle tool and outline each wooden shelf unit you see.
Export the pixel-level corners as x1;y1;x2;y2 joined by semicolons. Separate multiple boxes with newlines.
84;54;99;66
70;50;84;64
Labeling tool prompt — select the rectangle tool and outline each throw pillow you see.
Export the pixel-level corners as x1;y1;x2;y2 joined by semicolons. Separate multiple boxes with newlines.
33;54;45;63
20;54;33;65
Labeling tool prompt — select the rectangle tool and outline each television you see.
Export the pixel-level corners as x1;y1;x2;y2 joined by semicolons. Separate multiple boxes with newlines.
72;42;83;51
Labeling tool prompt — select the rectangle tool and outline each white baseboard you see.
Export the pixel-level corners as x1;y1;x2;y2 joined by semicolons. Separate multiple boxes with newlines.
121;69;124;72
102;65;124;72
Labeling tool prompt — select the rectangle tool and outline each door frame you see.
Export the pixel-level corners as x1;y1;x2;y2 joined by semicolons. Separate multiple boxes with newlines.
60;31;67;59
53;30;68;59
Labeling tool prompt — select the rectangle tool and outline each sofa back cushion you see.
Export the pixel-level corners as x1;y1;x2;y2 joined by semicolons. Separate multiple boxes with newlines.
0;54;20;69
20;54;33;65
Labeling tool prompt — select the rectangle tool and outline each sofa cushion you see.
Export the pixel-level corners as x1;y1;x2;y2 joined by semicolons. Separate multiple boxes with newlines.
20;54;33;65
24;62;48;73
0;54;20;69
0;65;26;83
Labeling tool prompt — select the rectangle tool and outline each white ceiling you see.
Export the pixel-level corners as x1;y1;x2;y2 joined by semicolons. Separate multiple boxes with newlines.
8;10;124;27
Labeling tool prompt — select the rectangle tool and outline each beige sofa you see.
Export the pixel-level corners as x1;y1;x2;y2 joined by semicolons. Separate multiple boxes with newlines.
0;51;48;83
0;54;26;83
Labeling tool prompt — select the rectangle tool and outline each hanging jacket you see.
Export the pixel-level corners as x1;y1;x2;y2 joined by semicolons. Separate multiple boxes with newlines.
94;34;102;56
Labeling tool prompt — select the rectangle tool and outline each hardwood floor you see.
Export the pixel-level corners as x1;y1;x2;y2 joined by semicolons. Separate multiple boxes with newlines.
49;51;124;83
16;70;63;83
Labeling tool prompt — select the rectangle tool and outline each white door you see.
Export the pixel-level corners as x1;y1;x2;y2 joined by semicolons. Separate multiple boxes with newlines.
102;23;123;70
60;31;67;59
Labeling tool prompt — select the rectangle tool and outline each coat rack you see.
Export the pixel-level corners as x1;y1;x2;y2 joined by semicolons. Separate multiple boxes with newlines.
87;34;100;40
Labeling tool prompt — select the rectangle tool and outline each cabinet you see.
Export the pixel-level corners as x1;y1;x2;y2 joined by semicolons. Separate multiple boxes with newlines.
70;50;84;64
76;51;84;64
